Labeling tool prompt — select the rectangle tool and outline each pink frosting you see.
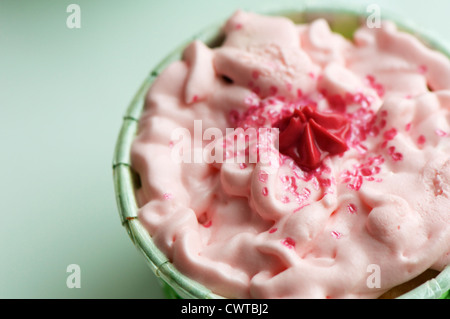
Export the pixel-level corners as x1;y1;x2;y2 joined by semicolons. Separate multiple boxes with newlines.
131;11;450;298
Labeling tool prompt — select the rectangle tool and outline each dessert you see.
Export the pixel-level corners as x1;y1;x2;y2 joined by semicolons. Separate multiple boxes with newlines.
130;10;450;298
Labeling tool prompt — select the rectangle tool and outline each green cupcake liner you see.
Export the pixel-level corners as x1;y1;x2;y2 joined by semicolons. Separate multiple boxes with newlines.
113;3;450;299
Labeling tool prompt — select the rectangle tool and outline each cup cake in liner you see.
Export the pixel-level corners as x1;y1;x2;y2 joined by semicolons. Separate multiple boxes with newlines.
113;4;450;299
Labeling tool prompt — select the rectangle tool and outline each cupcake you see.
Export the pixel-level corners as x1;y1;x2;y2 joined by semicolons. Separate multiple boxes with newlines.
114;7;450;299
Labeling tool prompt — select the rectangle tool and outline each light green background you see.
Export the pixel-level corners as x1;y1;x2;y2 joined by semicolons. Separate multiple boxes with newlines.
1;0;449;298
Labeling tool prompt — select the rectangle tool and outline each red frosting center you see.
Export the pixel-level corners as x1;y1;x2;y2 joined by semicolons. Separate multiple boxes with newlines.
274;105;351;170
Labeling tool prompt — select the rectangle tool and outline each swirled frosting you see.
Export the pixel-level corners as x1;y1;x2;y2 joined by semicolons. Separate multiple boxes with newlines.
131;11;450;298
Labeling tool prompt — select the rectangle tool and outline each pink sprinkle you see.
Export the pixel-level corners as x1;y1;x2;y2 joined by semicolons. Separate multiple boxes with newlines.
405;123;412;132
235;23;243;30
417;135;426;144
435;129;448;137
288;176;297;192
388;147;403;161
259;171;269;183
252;86;260;95
297;89;303;98
319;178;331;187
202;220;212;228
355;143;368;154
280;196;290;203
366;75;385;97
239;163;247;169
192;95;198;103
348;175;363;191
256;115;266;126
252;70;260;80
244;93;258;107
168;141;174;148
391;152;403;161
380;110;388;117
282;237;296;249
360;168;373;176
369;155;385;166
229;110;240;124
269;86;278;96
349;92;373;108
347;204;357;214
388;146;396;155
331;231;342;239
308;72;315;79
280;175;289;183
163;193;173;200
418;65;428;74
262;187;268;196
269;228;277;234
369;126;380;137
297;188;311;204
383;128;398;141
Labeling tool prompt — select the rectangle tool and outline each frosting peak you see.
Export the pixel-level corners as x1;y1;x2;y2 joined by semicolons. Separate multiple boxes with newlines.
275;105;350;170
